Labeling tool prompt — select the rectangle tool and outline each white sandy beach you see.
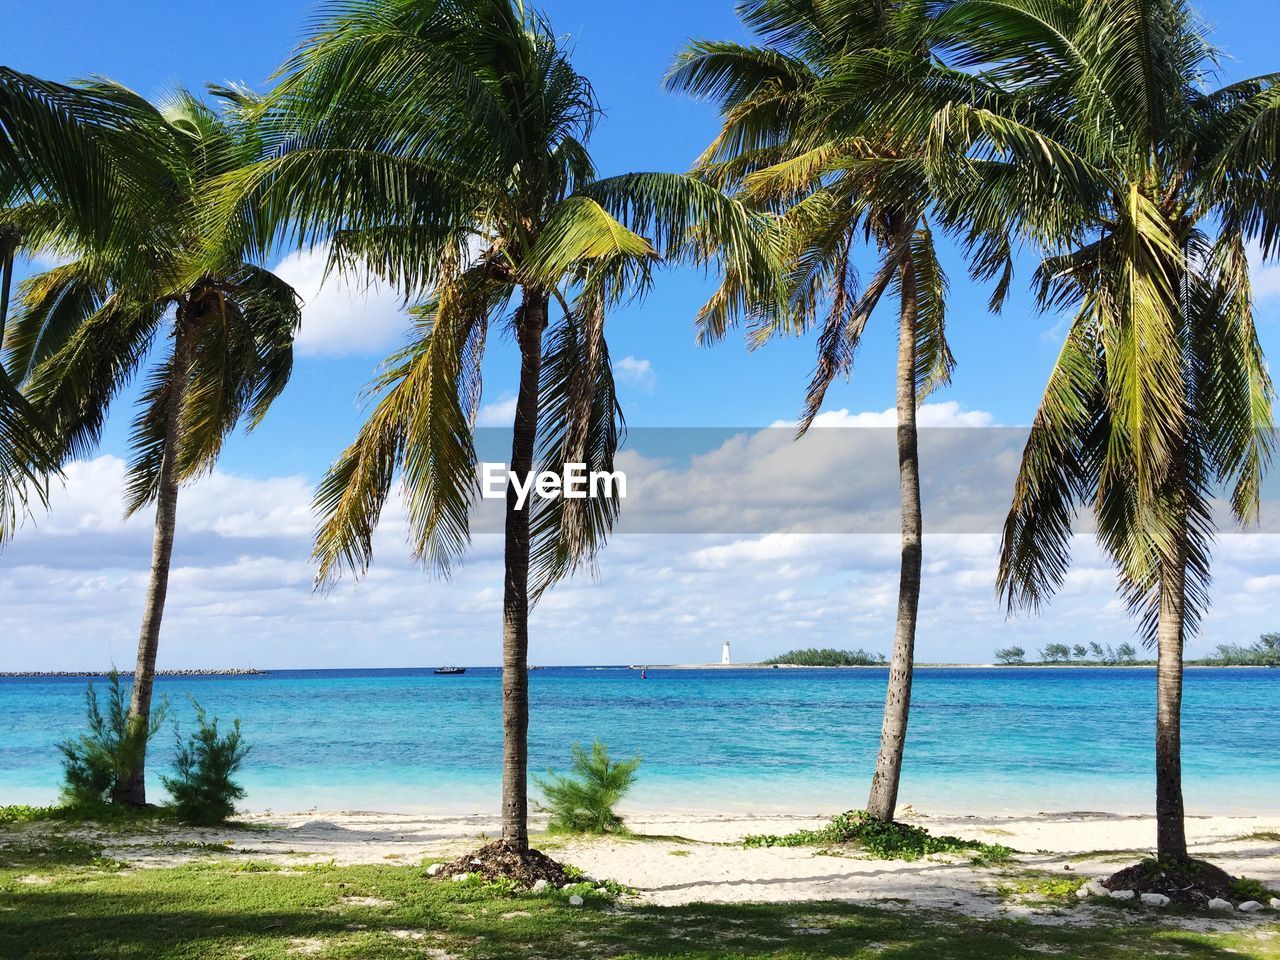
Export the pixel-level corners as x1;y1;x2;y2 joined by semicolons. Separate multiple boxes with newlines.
19;808;1279;925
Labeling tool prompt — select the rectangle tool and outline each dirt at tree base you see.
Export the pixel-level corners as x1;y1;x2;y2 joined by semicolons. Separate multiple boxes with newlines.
1103;858;1237;906
436;841;574;889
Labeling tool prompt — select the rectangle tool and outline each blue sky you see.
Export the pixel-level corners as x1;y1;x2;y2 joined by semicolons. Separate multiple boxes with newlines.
3;1;1280;669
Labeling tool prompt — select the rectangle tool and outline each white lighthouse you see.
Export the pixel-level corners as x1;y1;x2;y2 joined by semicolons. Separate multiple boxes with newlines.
721;640;732;665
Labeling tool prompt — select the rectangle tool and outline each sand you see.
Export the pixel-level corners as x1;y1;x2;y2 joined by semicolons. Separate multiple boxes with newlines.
17;806;1279;926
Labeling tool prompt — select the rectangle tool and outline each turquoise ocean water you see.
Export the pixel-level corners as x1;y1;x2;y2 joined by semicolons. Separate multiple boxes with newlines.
1;667;1276;814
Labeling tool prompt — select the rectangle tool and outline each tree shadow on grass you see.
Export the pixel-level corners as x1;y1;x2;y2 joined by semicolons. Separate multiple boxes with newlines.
0;879;1272;960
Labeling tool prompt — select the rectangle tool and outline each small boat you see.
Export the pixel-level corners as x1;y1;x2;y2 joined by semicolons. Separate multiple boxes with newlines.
433;666;466;675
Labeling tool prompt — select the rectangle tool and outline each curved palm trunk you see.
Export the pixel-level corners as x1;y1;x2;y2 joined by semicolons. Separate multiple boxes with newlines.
500;290;547;851
115;315;193;806
1155;543;1188;860
866;253;922;823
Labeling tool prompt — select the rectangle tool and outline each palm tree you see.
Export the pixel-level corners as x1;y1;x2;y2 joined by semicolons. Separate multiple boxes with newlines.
209;0;777;857
932;0;1278;862
1;69;174;542
667;0;975;822
7;87;300;805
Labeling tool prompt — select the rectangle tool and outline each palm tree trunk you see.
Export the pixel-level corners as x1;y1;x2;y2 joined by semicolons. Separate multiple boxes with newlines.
115;313;193;806
1155;542;1188;860
500;289;547;852
0;225;18;335
866;252;922;823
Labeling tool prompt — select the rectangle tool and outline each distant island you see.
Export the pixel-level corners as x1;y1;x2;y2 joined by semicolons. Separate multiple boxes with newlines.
762;648;887;667
0;668;266;678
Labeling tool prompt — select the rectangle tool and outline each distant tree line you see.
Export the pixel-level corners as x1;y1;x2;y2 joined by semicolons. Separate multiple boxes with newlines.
764;648;886;667
997;634;1280;667
994;643;1137;665
1212;634;1280;667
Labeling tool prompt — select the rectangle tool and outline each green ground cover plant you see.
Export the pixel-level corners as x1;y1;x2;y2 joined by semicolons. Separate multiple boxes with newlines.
743;810;1014;863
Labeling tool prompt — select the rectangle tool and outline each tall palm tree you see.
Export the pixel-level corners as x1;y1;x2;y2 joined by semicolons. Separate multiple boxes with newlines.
1;69;174;542
7;87;300;805
209;0;778;856
668;0;975;822
932;0;1278;862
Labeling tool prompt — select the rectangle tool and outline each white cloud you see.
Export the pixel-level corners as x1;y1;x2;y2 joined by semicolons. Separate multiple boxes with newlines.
774;401;996;430
1248;240;1280;302
37;457;314;540
476;395;518;427
272;246;411;357
614;356;656;391
6;396;1280;670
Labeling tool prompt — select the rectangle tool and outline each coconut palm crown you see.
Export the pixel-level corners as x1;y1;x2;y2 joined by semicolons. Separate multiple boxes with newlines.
0;69;178;541
6;86;301;805
929;0;1279;859
208;0;781;854
666;0;1002;822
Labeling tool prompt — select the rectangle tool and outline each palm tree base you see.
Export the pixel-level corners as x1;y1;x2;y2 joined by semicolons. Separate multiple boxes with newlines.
434;840;573;889
1103;857;1237;906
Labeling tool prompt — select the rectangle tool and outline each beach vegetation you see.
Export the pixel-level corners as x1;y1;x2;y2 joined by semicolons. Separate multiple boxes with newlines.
5;851;1279;960
0;835;120;870
1213;634;1280;667
534;740;640;835
1231;876;1280;902
0;802;176;831
0;69;177;541
1003;641;1145;666
1039;643;1071;663
1234;831;1280;844
993;869;1081;905
10;87;300;807
669;0;986;828
971;0;1278;868
743;809;1013;863
225;0;781;870
160;702;250;826
762;648;885;667
58;672;166;808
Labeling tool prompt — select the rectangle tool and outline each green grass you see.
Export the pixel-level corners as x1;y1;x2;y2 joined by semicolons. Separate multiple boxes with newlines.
991;869;1086;905
0;804;176;827
743;810;1015;864
2;852;1279;960
0;835;122;870
0;803;266;835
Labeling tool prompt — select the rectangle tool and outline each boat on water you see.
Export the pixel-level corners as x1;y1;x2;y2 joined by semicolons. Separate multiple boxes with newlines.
433;666;466;675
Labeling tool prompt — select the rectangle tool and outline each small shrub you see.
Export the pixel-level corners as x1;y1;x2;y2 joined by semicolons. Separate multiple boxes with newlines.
58;672;166;806
744;809;1014;863
534;740;640;835
970;843;1016;866
1231;876;1279;901
160;702;250;825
